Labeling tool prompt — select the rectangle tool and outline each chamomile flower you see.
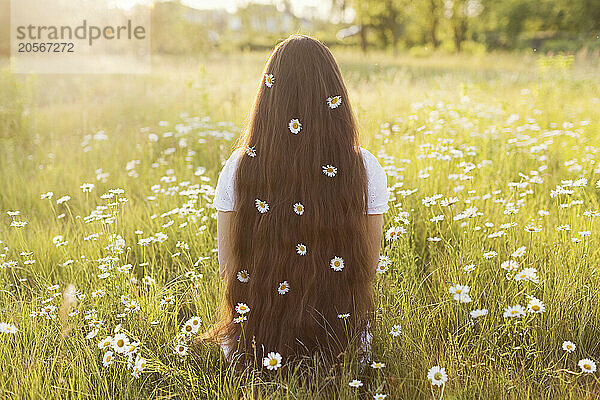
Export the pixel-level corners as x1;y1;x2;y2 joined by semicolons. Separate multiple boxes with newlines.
112;333;130;354
237;270;250;283
102;351;114;367
174;343;188;357
288;119;302;134
389;324;402;337
562;341;576;352
277;281;290;295
501;260;519;271
511;246;527;258
235;302;250;314
348;379;363;388
470;309;488;318
233;315;247;323
463;264;475;272
374;395;387;400
98;336;113;350
263;352;282;370
527;297;545;313
255;199;269;213
264;74;274;87
330;256;344;271
503;304;525;318
293;202;304;215
371;361;385;369
327;95;342;109
296;243;307;255
578;358;597;373
322;164;337;177
245;146;257;157
449;284;472;303
385;225;406;241
427;366;448;386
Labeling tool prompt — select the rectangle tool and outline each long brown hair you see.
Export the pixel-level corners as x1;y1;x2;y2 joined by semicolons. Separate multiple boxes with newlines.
212;35;375;365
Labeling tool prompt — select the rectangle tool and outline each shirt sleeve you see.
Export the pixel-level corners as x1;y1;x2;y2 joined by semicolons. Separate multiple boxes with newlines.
361;148;390;215
213;149;241;212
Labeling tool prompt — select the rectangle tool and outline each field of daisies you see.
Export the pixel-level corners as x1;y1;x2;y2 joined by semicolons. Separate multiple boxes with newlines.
1;51;599;399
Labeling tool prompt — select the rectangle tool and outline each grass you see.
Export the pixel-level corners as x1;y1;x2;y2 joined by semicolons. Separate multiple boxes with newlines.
1;49;600;399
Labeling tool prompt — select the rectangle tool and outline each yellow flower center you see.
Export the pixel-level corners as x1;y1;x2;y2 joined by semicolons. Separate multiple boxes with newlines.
293;123;298;129
434;372;442;380
269;358;277;366
117;339;124;347
511;310;518;315
584;364;590;369
532;305;540;311
332;98;337;103
456;289;462;294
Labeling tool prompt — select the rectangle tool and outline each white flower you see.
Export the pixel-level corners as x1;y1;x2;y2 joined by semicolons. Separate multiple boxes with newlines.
98;336;113;350
80;183;95;193
102;351;114;367
449;284;472;303
385;225;406;241
376;256;390;274
263;352;282;370
470;309;488;318
511;246;526;258
514;267;539;283
322;164;337;177
527;297;545;313
327;95;342;109
174;343;188;357
235;302;250;314
501;260;519;271
578;358;597;373
348;379;363;388
330;256;344;271
371;361;385;369
296;243;307;255
463;264;475;272
288;119;302;134
245;146;257;157
277;281;290;295
389;324;402;337
237;270;250;283
374;394;387;400
562;341;576;353
427;366;448;386
503;304;525;318
293;202;304;215
255;199;269;213
112;333;130;354
264;73;274;87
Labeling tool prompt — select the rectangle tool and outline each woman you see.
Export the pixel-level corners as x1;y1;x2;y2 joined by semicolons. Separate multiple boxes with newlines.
208;35;389;368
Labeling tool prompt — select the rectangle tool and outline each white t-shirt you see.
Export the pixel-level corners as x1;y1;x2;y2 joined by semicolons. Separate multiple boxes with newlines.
213;147;390;214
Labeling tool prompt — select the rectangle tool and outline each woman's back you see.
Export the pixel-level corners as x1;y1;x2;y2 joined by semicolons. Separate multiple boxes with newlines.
207;35;389;367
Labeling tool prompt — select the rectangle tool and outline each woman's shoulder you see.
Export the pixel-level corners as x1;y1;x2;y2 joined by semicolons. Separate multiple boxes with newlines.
358;146;384;173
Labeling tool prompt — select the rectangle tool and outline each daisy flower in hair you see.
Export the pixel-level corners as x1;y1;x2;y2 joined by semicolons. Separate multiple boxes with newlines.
264;74;274;87
288;119;302;134
322;165;337;177
255;199;269;213
235;303;250;314
237;270;250;283
296;243;307;255
330;256;344;271
327;95;342;109
293;202;304;215
245;146;256;157
277;281;290;295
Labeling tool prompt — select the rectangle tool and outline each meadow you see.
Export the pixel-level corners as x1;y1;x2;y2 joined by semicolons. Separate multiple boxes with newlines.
1;50;600;399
